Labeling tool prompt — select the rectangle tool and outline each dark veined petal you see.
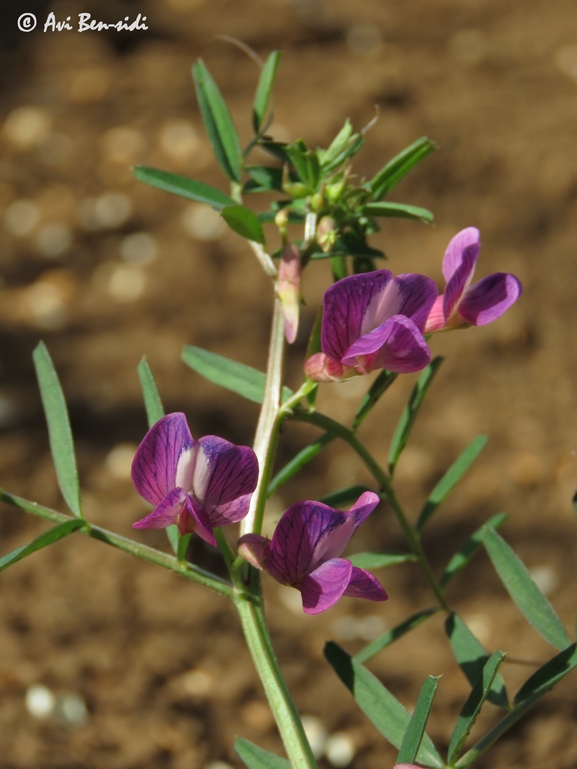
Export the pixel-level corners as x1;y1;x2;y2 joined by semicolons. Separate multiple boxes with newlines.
238;533;270;570
300;557;353;614
313;491;380;564
183;494;217;547
343;566;388;602
266;501;347;585
363;273;438;333
131;413;194;505
348;491;381;528
442;227;480;283
192;436;259;524
424;294;445;333
132;486;187;529
443;241;480;321
342;315;431;374
321;270;393;362
458;272;523;326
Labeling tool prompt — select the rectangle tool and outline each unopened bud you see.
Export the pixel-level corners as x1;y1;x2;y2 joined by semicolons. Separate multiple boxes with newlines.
310;191;324;212
316;216;337;253
275;208;289;241
277;243;302;344
325;178;347;203
282;165;309;199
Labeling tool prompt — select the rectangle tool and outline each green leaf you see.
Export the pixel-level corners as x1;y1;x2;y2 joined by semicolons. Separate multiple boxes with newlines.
440;512;508;589
388;357;444;474
321;119;353;167
193;60;243;183
133;166;236;209
325;642;443;768
353;370;398;430
355;608;438;664
137;358;165;428
285;146;320;190
235;738;290;769
244;166;284;193
482;527;571;650
361;202;434;224
370;137;437;200
33;342;83;519
268;433;336;496
258;139;291;164
514;642;577;704
221;204;266;244
397;676;440;766
0;519;84;572
445;613;509;709
252;50;282;133
322;132;364;173
182;346;293;404
318;484;373;509
448;650;506;764
416;436;488;532
348;552;417;569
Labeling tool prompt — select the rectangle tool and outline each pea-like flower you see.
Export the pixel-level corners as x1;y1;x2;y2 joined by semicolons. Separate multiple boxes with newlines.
238;492;388;615
304;270;438;382
425;227;522;332
131;413;259;547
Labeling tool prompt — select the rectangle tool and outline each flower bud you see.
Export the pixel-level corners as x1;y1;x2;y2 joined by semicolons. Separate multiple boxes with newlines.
277;243;302;344
316;216;337;253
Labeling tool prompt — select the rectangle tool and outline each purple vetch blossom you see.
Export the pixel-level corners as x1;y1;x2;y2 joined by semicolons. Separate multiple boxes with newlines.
425;227;522;332
131;413;258;547
304;270;438;382
238;492;388;615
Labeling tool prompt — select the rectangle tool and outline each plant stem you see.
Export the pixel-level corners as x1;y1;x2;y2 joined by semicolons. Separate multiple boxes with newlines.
242;297;285;537
233;583;318;769
290;410;449;612
0;490;233;598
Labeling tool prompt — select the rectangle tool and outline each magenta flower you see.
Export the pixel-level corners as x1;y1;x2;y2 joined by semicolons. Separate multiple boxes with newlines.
131;413;259;547
425;227;522;332
304;270;438;382
238;492;388;615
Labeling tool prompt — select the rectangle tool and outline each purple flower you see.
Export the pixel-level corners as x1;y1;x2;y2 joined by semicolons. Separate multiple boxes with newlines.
131;413;258;547
304;270;438;382
238;492;388;615
425;227;522;332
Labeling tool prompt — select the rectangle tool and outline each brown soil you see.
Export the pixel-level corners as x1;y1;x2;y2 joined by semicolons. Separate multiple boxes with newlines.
0;1;577;768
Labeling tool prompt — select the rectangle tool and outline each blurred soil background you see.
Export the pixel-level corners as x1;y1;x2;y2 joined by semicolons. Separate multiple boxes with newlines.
1;0;577;767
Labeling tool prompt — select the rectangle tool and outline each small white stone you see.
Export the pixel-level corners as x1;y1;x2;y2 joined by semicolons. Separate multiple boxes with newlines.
301;715;328;759
179;669;212;696
4;107;52;149
530;565;558;596
182;203;226;241
107;264;147;302
120;232;158;264
3;199;40;237
101;126;145;162
25;684;56;719
325;732;356;767
35;223;72;258
57;692;88;725
106;443;138;479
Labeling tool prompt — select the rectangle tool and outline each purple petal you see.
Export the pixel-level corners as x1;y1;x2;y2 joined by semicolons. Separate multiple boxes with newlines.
132;486;186;529
267;501;346;585
321;271;393;361
183;495;217;547
131;413;194;506
424;294;445;333
443;240;480;321
343;566;388;602
238;533;269;570
362;274;438;333
348;491;380;528
442;227;480;283
192;436;259;525
342;315;431;374
300;558;352;614
458;273;523;326
304;352;347;383
313;491;380;564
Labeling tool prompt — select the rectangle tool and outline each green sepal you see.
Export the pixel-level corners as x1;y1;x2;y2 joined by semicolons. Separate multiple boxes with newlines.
416;435;488;532
252;50;282;133
182;346;293;404
33;342;83;519
482;527;571;650
325;642;443;768
369;137;437;200
133;166;236;209
440;512;508;589
221;204;266;244
445;613;509;709
0;519;85;572
193;59;243;183
397;676;440;766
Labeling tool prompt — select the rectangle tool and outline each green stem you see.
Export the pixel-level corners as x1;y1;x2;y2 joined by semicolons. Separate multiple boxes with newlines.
214;526;236;571
233;582;318;769
0;490;233;598
290;410;449;612
242;297;286;537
